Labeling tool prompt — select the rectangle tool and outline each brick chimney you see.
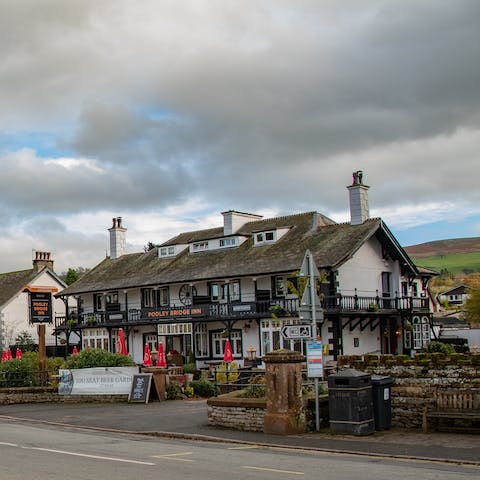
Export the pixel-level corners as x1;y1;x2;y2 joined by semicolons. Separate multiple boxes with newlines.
221;210;263;235
108;217;127;260
347;170;370;225
33;251;54;272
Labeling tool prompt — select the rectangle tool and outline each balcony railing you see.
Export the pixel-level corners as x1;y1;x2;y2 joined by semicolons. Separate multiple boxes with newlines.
55;293;429;330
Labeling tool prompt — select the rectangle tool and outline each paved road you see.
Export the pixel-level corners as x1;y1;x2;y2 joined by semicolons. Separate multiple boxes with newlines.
1;400;479;465
1;421;478;480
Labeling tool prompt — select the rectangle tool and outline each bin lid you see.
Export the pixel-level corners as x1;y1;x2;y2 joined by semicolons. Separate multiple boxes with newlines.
327;368;371;388
371;374;393;386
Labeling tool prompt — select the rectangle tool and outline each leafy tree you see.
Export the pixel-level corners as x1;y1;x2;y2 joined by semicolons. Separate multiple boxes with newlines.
65;268;79;285
465;288;480;326
14;331;36;352
144;241;158;252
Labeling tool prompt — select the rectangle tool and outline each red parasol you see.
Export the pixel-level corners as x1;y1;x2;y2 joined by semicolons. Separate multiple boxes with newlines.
72;346;79;355
143;344;153;366
116;328;128;355
156;342;167;367
15;349;22;359
6;349;12;361
1;351;7;363
223;339;234;363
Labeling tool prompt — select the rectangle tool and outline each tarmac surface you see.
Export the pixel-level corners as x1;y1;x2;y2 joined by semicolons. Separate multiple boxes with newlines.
1;399;479;466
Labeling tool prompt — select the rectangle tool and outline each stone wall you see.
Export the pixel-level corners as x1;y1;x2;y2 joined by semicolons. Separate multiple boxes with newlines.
338;354;480;429
207;394;266;432
0;386;128;405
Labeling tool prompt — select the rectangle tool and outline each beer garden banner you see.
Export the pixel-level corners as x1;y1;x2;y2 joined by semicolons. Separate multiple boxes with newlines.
58;367;138;395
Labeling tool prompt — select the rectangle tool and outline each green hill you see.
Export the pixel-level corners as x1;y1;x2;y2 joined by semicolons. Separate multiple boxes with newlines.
404;237;480;275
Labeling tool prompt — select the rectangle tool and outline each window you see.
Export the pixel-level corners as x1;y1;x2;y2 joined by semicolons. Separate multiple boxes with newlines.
193;241;209;251
142;287;170;307
274;276;286;297
210;283;220;301
159;246;176;257
412;282;419;297
260;319;306;356
210;280;240;302
412;316;430;350
254;230;276;245
82;328;109;350
194;324;208;357
94;294;104;311
219;238;236;248
105;291;118;305
211;330;242;358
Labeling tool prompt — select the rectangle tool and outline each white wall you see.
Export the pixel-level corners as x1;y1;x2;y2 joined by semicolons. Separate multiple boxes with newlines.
341;319;381;355
0;271;67;348
337;238;399;296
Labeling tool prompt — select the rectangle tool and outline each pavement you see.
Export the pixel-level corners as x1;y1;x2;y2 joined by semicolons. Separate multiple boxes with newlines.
1;399;479;466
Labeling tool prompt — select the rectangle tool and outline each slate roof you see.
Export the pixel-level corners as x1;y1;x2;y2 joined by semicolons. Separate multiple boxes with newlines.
0;269;39;307
439;285;473;296
59;212;418;296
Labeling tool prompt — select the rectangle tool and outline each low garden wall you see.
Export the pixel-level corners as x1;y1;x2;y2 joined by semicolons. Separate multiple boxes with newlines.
337;353;480;429
0;386;128;405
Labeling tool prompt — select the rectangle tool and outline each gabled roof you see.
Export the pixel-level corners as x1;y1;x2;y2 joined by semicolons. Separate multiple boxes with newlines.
59;211;418;297
439;285;473;296
0;268;66;309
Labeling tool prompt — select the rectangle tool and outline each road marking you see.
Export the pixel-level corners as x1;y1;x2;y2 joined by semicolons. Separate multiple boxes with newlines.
31;447;156;465
228;445;262;450
0;442;19;447
242;466;304;475
152;452;194;462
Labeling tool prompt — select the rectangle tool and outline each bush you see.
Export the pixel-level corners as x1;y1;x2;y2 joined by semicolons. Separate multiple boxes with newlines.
61;348;136;369
190;379;216;398
241;374;266;398
166;381;184;399
426;341;455;355
215;361;239;383
0;357;37;387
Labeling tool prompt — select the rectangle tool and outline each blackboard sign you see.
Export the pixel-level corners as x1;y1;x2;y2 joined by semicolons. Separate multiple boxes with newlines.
128;374;153;403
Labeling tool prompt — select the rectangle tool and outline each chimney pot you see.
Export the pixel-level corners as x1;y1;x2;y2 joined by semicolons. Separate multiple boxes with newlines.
347;171;370;225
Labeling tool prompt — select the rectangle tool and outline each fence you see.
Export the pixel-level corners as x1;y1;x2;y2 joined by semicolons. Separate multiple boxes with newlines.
0;370;58;388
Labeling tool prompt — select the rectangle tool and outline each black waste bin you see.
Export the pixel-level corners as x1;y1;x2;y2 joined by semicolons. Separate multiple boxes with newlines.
327;368;374;436
371;374;393;430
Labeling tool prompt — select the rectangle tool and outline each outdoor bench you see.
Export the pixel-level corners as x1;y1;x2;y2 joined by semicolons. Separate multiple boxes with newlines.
423;388;480;433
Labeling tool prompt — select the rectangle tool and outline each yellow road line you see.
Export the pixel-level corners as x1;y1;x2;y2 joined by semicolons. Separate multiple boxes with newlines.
228;445;262;450
151;452;194;462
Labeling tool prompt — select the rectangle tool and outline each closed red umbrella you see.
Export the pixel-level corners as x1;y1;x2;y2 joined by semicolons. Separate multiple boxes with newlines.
1;351;7;363
143;344;153;366
116;328;128;355
15;349;22;359
6;349;12;361
156;342;167;367
72;346;79;355
223;339;234;363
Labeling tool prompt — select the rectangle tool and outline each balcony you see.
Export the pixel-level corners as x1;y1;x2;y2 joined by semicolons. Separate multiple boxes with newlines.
55;293;430;330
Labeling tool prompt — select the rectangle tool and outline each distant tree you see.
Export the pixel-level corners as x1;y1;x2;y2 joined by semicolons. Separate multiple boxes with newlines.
60;267;90;284
65;268;79;285
15;331;36;351
465;288;480;326
144;241;157;252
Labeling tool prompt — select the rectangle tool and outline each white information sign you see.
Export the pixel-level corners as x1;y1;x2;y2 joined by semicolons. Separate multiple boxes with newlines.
306;340;323;378
58;367;138;395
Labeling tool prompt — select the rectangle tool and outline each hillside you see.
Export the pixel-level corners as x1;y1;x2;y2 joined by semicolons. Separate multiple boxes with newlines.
404;237;480;258
404;237;480;276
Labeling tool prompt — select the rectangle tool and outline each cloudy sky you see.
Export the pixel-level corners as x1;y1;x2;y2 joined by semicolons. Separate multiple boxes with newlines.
1;0;479;275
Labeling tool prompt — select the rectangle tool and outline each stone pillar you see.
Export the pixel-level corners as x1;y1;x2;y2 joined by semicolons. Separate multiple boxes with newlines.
264;350;306;435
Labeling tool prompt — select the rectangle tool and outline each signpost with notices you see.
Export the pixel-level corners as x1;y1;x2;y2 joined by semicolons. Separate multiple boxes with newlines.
298;250;324;431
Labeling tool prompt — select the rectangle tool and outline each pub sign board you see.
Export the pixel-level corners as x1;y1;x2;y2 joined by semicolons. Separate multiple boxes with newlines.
30;291;53;324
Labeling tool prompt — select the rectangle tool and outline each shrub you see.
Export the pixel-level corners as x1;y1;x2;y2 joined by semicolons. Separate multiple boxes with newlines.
242;374;266;398
190;379;216;398
215;361;239;383
166;381;184;399
0;357;37;387
426;341;455;355
61;348;136;369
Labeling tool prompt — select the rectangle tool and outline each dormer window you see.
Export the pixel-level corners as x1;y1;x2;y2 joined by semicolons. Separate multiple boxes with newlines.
254;230;275;245
159;246;176;257
193;241;209;252
219;237;236;248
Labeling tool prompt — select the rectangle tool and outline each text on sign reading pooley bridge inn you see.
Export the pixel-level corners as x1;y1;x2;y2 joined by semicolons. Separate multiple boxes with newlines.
145;307;204;318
